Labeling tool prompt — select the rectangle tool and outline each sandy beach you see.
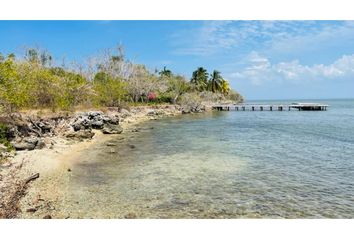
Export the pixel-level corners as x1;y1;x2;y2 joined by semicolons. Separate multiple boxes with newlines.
0;105;183;218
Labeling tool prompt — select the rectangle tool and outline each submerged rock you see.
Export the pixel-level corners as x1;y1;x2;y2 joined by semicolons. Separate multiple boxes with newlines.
102;123;123;134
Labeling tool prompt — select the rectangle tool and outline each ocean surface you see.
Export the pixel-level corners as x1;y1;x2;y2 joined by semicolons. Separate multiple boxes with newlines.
65;99;354;218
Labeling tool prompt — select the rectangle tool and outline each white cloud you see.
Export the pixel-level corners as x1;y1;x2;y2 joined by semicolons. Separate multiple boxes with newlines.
171;21;354;57
228;52;354;86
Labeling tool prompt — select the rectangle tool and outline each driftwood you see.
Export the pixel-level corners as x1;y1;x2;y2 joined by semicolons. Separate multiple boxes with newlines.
27;117;43;137
24;173;40;185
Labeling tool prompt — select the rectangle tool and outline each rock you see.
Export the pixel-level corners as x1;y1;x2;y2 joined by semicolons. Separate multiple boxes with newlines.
128;144;136;149
43;137;55;146
87;111;103;119
26;208;38;213
119;109;131;118
106;142;117;146
43;215;52;219
102;123;123;134
131;128;139;132
147;110;156;116
35;139;46;149
91;120;104;129
11;137;39;151
38;121;52;132
107;115;119;125
66;130;95;140
124;213;137;219
67;168;72;172
72;116;92;131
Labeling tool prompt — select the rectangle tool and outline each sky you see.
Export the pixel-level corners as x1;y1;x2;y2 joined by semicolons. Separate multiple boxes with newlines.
1;20;354;100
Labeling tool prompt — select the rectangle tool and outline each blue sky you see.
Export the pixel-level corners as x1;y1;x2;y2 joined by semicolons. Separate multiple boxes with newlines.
1;20;354;100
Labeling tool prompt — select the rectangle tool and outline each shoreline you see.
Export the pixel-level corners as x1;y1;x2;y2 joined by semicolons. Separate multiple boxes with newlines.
0;104;186;218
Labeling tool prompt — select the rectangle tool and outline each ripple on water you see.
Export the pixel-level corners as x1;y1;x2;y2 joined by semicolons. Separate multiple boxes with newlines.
63;100;354;218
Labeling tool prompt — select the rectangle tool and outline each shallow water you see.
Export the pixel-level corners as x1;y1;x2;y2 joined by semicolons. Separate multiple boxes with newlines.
64;99;354;218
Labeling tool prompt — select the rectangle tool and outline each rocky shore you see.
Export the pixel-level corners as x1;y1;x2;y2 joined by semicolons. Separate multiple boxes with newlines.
0;104;185;218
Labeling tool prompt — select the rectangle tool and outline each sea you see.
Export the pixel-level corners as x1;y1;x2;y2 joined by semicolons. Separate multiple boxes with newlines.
64;99;354;218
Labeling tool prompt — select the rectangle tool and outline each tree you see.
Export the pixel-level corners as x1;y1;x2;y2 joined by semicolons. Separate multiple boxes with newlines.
25;48;53;67
159;66;172;77
167;75;190;104
0;56;31;112
126;64;158;103
209;70;223;93
190;67;208;91
93;72;127;107
220;79;231;95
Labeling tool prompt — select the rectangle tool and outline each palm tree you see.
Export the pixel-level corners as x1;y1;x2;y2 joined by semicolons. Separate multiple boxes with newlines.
190;67;208;91
209;70;223;93
159;66;172;77
220;79;231;95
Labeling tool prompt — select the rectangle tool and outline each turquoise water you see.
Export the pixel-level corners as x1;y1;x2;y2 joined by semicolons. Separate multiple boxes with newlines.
66;99;354;218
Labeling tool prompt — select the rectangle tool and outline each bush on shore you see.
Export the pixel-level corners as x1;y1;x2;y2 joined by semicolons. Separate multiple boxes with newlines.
0;46;243;114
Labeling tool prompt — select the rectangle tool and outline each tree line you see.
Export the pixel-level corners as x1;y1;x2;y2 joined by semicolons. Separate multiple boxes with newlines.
0;46;243;113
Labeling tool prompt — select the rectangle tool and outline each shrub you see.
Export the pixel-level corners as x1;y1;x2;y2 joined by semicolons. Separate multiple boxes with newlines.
179;92;204;113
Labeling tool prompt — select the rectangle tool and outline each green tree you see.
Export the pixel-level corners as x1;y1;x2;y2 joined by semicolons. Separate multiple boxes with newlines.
167;75;190;103
0;56;31;112
209;70;223;93
159;66;172;77
190;67;208;91
93;72;127;107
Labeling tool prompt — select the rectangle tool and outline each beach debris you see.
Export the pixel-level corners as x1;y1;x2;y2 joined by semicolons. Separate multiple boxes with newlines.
25;173;40;184
43;214;52;219
124;212;137;219
26;207;38;213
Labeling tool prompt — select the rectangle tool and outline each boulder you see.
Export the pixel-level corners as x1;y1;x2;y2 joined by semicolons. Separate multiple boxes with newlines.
11;137;39;151
119;109;131;118
102;123;123;134
87;111;103;119
72;116;91;131
66;130;95;140
91;120;104;129
147;110;156;116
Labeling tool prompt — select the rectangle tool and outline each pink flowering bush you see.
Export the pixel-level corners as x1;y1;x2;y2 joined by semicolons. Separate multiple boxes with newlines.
147;92;157;101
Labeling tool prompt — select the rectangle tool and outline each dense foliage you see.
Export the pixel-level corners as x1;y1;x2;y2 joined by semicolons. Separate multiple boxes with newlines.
0;47;243;113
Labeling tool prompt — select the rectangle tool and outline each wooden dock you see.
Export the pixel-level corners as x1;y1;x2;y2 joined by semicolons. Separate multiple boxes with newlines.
213;103;329;111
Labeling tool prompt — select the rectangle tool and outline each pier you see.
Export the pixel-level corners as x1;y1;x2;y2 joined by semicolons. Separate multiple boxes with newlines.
213;103;329;111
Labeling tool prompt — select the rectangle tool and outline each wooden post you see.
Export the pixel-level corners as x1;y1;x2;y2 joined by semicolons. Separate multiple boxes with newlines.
260;106;263;111
270;106;272;111
252;106;255;111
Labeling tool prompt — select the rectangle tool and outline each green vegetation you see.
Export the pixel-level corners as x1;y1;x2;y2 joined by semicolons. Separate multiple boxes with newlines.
0;46;243;113
0;123;13;151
